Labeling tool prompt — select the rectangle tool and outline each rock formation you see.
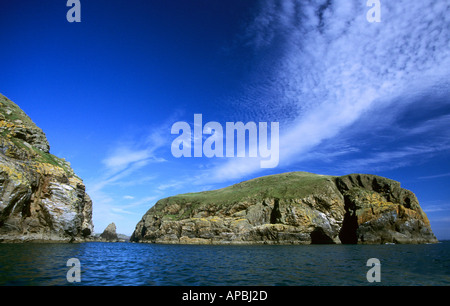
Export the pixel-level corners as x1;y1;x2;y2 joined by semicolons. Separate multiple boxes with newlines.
0;93;93;242
131;172;437;244
99;222;119;242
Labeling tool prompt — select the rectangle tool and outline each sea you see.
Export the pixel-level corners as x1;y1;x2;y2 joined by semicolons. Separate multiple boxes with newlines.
0;241;449;286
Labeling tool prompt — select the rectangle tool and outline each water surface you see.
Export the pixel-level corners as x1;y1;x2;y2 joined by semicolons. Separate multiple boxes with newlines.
0;241;449;286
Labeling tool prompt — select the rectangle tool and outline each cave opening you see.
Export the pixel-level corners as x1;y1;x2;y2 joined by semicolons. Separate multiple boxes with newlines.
270;198;282;224
310;227;335;244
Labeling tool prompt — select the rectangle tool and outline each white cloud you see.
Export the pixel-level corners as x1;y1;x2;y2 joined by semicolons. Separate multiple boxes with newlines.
123;196;159;209
89;157;154;193
88;124;171;234
111;207;135;215
86;1;449;233
93;124;170;193
157;181;186;191
197;0;450;183
332;144;450;173
102;147;153;173
418;173;450;180
423;203;450;213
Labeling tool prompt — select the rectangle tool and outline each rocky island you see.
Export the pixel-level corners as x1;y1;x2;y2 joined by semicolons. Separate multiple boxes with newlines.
0;94;93;242
131;172;437;244
0;93;438;245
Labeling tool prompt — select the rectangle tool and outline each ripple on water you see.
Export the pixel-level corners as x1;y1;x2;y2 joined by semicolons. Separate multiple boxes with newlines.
0;242;449;286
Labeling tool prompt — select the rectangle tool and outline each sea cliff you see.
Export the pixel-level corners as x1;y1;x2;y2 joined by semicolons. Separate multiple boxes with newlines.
0;94;93;242
131;172;437;244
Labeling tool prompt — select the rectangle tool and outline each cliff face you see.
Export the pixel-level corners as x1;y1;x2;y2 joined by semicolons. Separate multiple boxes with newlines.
131;172;437;245
0;94;93;242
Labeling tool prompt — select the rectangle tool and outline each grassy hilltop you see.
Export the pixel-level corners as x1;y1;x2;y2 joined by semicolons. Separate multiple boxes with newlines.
132;171;437;245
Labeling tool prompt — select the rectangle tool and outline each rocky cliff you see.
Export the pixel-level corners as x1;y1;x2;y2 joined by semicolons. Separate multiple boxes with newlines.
0;93;93;242
131;172;437;244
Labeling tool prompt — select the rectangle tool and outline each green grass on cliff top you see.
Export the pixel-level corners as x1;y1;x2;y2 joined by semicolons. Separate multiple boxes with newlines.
0;94;36;128
0;94;75;177
159;172;336;208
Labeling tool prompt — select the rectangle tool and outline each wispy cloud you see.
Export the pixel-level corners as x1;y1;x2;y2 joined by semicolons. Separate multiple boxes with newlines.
422;203;450;224
121;196;159;209
157;180;188;192
92;126;169;192
423;204;450;214
102;147;158;174
87;123;172;233
418;173;450;180
86;1;449;234
90;156;159;193
196;0;450;183
331;144;450;173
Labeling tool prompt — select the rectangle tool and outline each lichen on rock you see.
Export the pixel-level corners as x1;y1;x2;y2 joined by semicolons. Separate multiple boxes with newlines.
0;93;93;243
131;172;437;245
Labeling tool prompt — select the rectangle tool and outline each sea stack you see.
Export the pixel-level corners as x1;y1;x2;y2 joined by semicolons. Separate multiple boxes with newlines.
100;223;119;242
131;172;437;245
0;93;94;242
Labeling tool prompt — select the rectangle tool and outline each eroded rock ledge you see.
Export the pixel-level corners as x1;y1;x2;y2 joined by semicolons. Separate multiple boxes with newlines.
131;172;437;245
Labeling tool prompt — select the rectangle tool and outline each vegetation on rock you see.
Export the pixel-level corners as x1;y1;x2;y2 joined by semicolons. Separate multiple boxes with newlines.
0;94;93;243
131;172;437;245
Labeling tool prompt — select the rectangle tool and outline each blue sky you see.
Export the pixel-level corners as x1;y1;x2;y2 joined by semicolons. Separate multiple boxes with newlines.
1;0;449;239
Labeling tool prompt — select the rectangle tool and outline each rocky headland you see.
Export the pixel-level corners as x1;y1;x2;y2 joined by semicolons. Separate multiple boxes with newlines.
131;172;437;245
0;93;93;242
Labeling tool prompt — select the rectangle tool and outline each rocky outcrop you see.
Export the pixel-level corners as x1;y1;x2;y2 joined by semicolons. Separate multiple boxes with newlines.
99;223;119;242
131;172;437;245
0;93;93;242
335;174;436;244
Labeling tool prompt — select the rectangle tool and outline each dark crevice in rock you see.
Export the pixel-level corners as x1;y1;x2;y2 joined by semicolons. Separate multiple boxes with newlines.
310;227;335;244
270;198;282;224
338;195;359;244
403;197;411;208
140;224;147;238
82;228;91;238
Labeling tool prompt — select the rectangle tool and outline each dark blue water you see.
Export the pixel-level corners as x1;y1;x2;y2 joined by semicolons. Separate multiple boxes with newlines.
0;241;449;286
